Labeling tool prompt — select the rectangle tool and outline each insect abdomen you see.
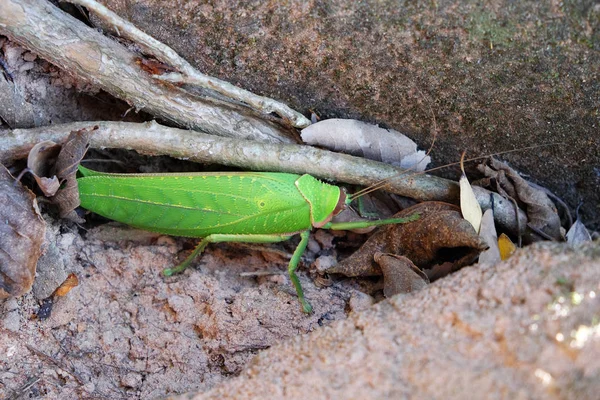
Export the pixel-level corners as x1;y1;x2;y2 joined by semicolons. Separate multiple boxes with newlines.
78;173;315;237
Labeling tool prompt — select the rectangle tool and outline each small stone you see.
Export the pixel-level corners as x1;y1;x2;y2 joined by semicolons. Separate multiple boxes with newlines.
307;237;320;253
22;52;37;62
2;299;20;332
82;382;96;393
348;291;375;312
313;255;338;273
120;372;142;388
18;61;35;72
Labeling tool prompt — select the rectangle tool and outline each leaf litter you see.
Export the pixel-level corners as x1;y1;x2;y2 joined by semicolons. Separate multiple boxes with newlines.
459;151;482;233
0;164;46;298
1;127;93;300
477;157;562;241
478;209;501;265
13;122;575;313
325;202;488;295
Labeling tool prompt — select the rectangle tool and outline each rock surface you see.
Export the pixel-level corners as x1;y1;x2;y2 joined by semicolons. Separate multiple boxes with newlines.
172;241;600;400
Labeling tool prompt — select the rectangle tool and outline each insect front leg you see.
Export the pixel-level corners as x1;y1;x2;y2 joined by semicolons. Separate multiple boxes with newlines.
322;213;420;231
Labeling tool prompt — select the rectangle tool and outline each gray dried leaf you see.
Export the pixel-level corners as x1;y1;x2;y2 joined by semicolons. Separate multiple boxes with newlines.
0;164;46;298
566;220;591;244
301;118;430;170
478;158;561;241
478;209;501;265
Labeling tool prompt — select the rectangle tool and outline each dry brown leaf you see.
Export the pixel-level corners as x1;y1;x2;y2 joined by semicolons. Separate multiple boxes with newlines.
52;127;94;219
53;273;79;297
478;158;561;240
0;164;46;298
326;202;488;279
53;127;94;180
374;253;429;297
478;209;501;265
26;140;62;196
301;118;430;170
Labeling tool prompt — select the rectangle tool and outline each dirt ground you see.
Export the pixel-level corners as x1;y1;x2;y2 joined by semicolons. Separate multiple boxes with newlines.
1;216;357;398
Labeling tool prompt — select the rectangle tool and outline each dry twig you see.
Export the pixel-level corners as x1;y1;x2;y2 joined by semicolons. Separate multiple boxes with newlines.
66;0;310;129
1;121;528;236
0;0;297;143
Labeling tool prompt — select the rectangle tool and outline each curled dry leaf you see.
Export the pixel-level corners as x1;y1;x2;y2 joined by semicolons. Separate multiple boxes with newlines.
326;202;488;280
26;140;62;196
53;273;79;297
51;127;94;220
374;253;429;297
477;158;561;240
478;209;501;265
301;118;430;170
0;164;46;298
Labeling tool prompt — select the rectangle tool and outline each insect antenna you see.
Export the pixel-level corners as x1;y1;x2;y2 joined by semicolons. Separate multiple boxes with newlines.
347;143;564;202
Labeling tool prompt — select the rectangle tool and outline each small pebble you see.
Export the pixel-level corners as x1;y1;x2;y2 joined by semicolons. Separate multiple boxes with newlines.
82;382;96;393
22;52;37;62
313;255;338;273
307;237;320;253
18;61;35;72
2;299;20;332
348;291;375;312
121;372;142;388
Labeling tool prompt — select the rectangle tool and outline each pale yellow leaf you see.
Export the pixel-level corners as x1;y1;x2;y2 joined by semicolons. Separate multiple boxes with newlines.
459;152;482;233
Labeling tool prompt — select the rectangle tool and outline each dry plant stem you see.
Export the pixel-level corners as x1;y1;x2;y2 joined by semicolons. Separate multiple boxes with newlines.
1;121;528;236
66;0;310;129
0;0;295;143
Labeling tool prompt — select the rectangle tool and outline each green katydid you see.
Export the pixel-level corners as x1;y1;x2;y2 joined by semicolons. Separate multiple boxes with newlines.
76;166;419;313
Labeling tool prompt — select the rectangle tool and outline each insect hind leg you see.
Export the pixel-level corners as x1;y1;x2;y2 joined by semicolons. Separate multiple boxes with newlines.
162;233;294;277
162;231;314;314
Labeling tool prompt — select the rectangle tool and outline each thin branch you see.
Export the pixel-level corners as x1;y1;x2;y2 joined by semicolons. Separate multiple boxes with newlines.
1;121;528;236
66;0;310;129
0;0;297;143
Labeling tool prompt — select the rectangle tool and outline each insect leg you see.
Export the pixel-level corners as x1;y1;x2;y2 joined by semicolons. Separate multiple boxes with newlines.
162;233;294;275
162;239;209;276
322;212;420;231
287;230;312;313
163;232;313;313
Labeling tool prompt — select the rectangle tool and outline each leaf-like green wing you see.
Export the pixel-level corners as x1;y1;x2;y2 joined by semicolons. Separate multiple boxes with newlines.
78;172;318;237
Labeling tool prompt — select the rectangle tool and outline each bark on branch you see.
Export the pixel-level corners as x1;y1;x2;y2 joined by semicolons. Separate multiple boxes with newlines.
1;121;528;236
0;0;297;143
67;0;311;129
